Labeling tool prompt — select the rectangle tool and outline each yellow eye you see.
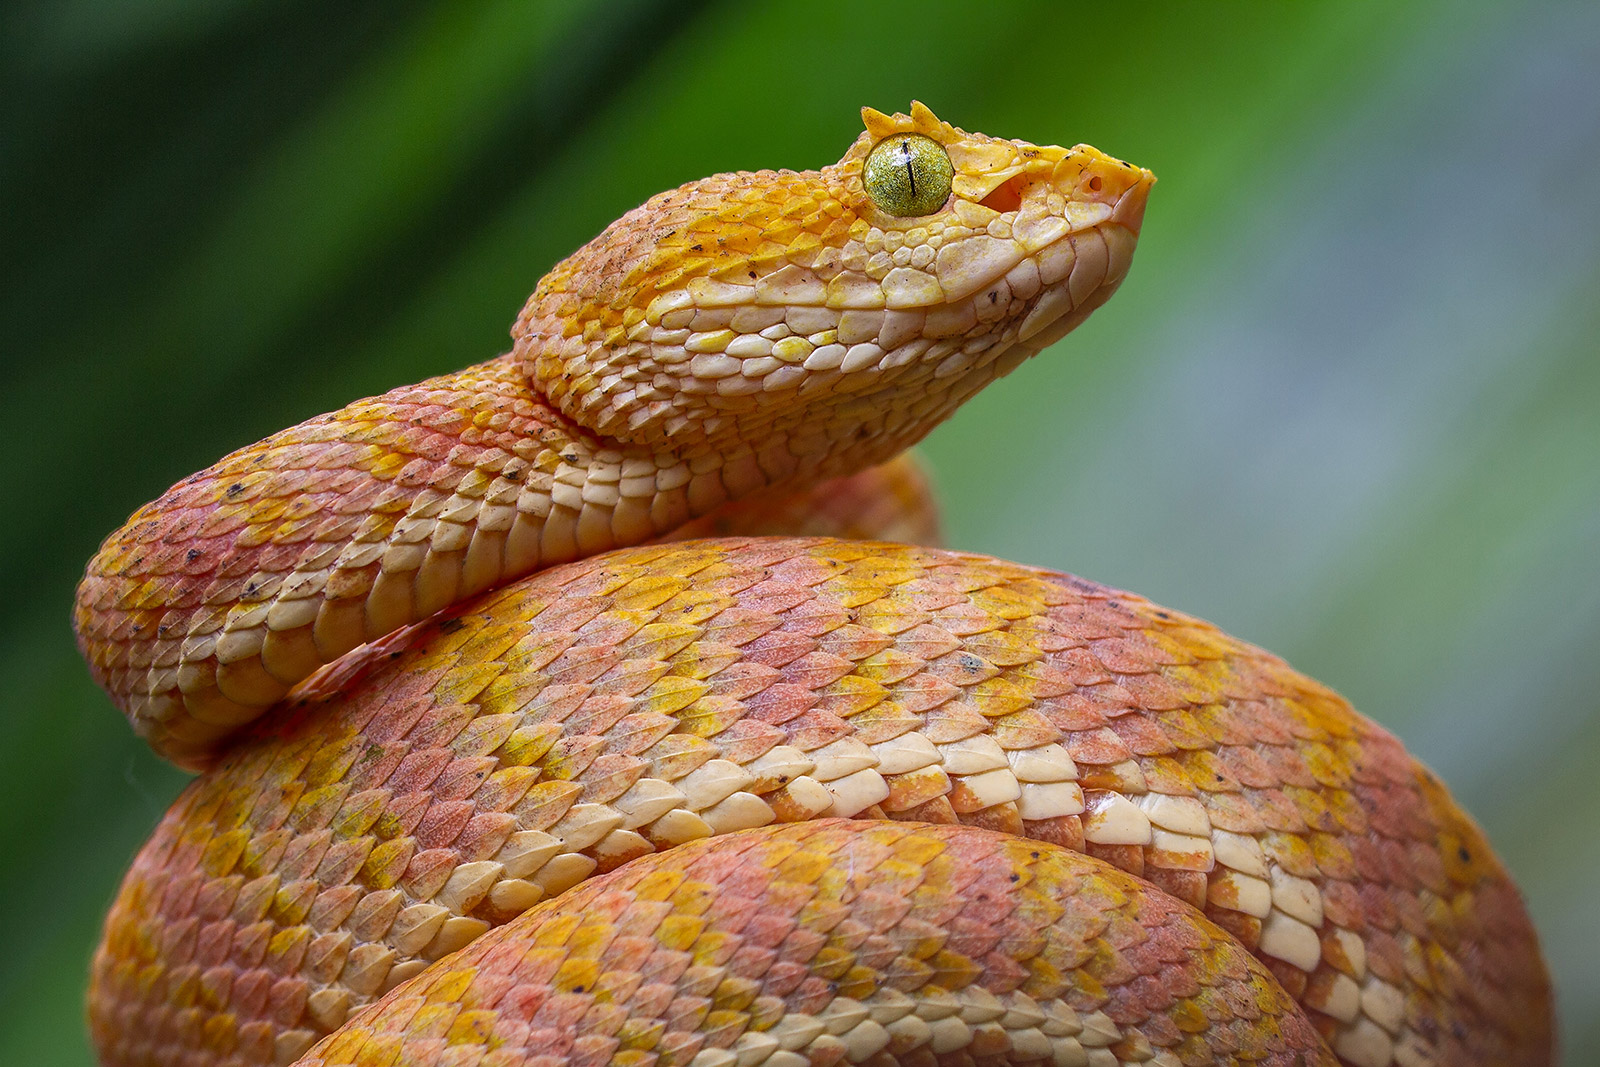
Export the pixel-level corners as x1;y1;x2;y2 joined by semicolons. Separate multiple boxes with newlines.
863;134;954;217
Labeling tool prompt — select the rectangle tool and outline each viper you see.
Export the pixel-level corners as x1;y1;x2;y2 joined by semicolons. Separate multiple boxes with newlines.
76;103;1553;1067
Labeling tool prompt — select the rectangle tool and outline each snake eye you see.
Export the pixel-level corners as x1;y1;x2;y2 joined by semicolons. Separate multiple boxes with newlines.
863;134;954;217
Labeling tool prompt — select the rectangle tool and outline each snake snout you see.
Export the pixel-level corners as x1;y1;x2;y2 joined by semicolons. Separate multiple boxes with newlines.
1053;147;1156;235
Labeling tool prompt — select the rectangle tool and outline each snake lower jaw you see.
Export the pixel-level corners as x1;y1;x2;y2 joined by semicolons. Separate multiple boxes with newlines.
1014;222;1140;352
1110;174;1153;234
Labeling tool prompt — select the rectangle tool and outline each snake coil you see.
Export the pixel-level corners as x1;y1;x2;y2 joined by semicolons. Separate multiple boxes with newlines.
77;104;1552;1067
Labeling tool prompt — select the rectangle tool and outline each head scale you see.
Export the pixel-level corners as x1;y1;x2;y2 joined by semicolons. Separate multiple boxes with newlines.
515;102;1154;483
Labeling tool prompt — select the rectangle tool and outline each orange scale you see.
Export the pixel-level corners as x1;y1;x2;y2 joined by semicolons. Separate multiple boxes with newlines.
882;765;953;812
1222;699;1293;748
1253;744;1317;791
814;676;889;719
408;706;481;753
427;756;500;802
1302;832;1357;882
1209;746;1275;793
278;831;336;883
315;837;375;886
1134;757;1198;798
964;628;1044;669
695;719;780;764
1105;714;1178;757
1035;650;1109;690
987;708;1062;748
1063;726;1133;766
357;839;414;891
1036;691;1115;734
456;812;517;862
308;884;364;931
1154;708;1223;753
1175;749;1239;794
740;681;819;727
1087;636;1166;675
1084;680;1147;719
782;713;853;752
372;788;431;835
1390;890;1435;944
674;695;750;737
1194;794;1262;838
193;876;245;923
781;651;855;689
852;647;927;686
1257;830;1320;881
839;704;923;745
931;600;1009;638
400;850;460;902
1281;786;1337;833
1115;670;1195;712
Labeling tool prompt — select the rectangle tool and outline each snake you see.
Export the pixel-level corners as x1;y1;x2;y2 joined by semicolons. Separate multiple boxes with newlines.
75;103;1554;1067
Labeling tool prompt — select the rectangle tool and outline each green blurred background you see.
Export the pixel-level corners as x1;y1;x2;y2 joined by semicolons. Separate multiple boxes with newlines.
3;0;1596;1061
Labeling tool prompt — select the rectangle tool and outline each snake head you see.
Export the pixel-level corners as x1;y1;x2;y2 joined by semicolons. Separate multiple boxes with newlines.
517;102;1153;480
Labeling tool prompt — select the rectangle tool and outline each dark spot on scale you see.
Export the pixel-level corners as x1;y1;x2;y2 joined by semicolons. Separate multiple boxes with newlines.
561;453;579;464
988;290;998;304
1107;600;1121;609
691;244;703;251
243;582;260;598
1030;851;1040;859
225;483;244;499
186;548;204;562
1215;773;1225;782
748;270;757;279
1458;846;1471;863
1154;610;1170;620
437;618;467;634
1009;873;1020;882
957;652;983;674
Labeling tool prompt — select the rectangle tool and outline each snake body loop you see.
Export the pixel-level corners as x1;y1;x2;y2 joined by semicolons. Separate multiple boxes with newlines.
78;105;1552;1067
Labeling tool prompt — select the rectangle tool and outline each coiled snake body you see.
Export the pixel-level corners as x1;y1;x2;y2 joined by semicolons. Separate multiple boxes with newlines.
76;104;1553;1067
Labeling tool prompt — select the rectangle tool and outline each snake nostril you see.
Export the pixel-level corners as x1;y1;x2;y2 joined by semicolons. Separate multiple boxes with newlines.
1088;174;1103;193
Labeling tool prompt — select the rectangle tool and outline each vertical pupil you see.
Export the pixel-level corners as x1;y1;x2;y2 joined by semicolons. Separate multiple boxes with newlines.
900;141;917;196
